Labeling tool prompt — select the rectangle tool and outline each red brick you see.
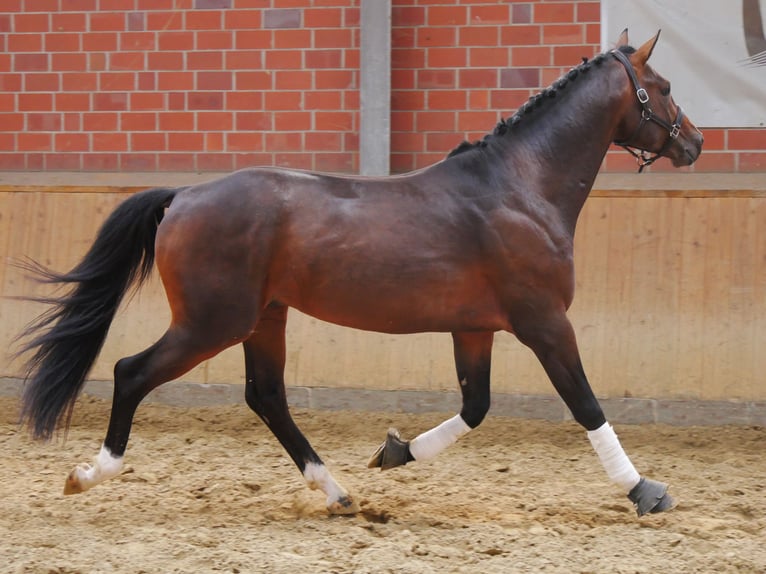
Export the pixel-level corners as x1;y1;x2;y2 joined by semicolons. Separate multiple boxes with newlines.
83;112;118;131
417;69;456;89
459;68;497;88
427;47;467;68
13;13;49;33
500;25;541;46
8;34;43;52
82;153;120;171
304;90;341;110
188;51;224;70
158;71;194;90
690;152;735;172
304;7;342;27
315;111;353;131
197;71;232;90
121;32;155;50
188;92;224;110
305;49;342;69
131;132;167;151
93;132;128;151
511;46;552;67
197;152;233;171
265;50;302;69
470;47;509;68
93;92;128;111
14;53;48;72
46;153;82;170
55;92;90;111
186;10;222;30
314;28;352;49
82;32;118;52
305;131;342;151
110;52;147;71
265;132;302;151
0;73;22;91
576;2;600;23
158;31;194;51
391;111;414;132
18;93;53;111
275;70;312;90
236;111;272;130
198;111;233;131
458;111;499;132
416;111;456;132
147;11;184;30
225;50;263;70
392;6;425;27
274;111;311;131
428;5;466;26
739;152;766;170
196;30;233;50
426;132;460;152
392;131;424;153
543;24;585;45
18;132;52;151
227;132;265;152
417;27;456;47
45;33;80;51
52;12;86;31
122;153;159;170
51;52;87;71
728;130;766;150
534;3;575;23
226;91;264;110
54;132;88;151
131;92;165;110
459;26;499;46
427;90;466;110
235;30;272;49
147;51;184;70
63;112;80;131
157;153;195;171
315;70;355;89
168;132;204;151
224;9;261;28
89;12;125;31
60;0;97;12
264;91;301;110
392;90;424;110
62;72;98;91
24;73;59;91
99;72;136;91
392;48;426;69
121;112;156;131
552;45;593;66
273;29;311;49
0;113;24;131
470;5;509;25
236;70;272;90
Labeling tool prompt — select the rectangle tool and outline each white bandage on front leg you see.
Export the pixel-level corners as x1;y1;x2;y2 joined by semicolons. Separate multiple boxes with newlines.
409;414;471;462
587;422;641;493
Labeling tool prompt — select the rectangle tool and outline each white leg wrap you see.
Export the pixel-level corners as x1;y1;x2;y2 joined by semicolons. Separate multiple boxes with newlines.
303;462;348;505
74;444;124;491
587;422;641;493
409;414;471;462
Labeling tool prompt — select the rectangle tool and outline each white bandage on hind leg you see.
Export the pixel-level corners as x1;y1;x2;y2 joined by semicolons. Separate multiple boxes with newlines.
409;414;471;462
587;422;641;493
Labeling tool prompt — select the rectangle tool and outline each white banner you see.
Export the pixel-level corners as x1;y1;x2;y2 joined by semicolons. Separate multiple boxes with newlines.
601;0;766;127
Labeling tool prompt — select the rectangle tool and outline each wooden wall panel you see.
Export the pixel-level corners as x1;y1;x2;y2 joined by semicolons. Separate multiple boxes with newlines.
1;191;764;401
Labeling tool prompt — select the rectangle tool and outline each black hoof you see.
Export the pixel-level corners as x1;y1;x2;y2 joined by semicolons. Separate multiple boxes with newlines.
627;477;676;516
367;428;411;470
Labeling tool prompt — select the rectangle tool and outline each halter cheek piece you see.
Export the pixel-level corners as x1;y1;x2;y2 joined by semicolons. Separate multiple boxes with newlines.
611;49;685;173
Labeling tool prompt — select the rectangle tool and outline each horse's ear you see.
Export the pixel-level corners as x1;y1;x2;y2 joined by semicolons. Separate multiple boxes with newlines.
635;30;661;65
617;28;629;48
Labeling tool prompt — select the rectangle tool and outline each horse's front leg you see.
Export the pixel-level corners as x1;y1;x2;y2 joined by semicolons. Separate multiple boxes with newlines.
368;331;493;469
244;303;359;515
514;309;675;517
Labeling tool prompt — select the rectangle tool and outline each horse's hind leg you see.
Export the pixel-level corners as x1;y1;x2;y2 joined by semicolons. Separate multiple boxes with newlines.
514;309;674;516
243;303;359;515
368;331;493;469
64;326;229;495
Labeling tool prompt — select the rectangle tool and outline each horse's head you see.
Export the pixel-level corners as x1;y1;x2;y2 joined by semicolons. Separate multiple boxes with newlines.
613;30;704;171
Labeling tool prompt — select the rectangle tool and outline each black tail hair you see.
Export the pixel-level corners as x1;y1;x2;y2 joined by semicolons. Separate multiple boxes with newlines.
15;186;179;440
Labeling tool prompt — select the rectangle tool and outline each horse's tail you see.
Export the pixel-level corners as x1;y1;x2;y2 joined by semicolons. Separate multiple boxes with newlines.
16;186;180;440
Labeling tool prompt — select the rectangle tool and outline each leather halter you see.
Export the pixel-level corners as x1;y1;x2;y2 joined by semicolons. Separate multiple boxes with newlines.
611;49;685;173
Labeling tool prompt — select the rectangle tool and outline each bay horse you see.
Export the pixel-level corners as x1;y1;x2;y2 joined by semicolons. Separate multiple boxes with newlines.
17;30;702;516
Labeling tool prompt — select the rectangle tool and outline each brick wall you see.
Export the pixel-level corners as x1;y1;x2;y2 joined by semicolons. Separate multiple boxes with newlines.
0;0;763;174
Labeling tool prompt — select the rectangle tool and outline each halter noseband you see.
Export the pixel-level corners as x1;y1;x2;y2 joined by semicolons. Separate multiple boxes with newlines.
611;49;685;173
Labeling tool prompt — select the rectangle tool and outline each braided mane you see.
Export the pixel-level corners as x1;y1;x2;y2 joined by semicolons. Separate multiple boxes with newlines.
447;46;636;158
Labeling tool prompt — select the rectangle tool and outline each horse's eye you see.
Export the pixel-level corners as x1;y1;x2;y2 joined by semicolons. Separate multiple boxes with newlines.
660;84;671;97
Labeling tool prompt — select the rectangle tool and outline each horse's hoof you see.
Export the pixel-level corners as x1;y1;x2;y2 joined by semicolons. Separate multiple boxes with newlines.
328;495;361;515
627;477;676;516
367;428;411;470
63;465;88;495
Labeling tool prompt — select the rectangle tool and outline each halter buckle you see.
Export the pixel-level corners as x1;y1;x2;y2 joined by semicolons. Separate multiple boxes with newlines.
636;88;649;104
669;124;680;139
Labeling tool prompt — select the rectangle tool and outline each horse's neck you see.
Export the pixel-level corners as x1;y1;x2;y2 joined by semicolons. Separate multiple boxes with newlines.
504;62;625;230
